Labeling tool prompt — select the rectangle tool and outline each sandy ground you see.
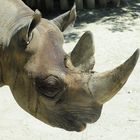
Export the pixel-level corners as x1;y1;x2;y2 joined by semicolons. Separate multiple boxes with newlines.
0;1;140;140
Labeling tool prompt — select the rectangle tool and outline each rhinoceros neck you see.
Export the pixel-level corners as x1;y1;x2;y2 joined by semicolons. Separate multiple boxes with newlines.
0;0;33;48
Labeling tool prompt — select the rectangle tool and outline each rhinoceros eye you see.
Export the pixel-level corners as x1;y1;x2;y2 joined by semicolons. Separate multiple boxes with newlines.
35;75;66;99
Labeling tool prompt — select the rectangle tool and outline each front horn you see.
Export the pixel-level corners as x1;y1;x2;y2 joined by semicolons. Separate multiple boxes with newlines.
88;49;139;104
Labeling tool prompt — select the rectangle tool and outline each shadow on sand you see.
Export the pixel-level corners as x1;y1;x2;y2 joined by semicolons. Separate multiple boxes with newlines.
63;0;140;43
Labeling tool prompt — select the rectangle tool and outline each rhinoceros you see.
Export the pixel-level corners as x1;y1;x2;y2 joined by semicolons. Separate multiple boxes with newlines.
0;0;139;132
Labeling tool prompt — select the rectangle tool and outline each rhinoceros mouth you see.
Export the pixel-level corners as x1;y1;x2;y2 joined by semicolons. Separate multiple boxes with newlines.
65;122;87;132
43;104;103;132
49;115;87;132
59;119;87;132
52;111;100;132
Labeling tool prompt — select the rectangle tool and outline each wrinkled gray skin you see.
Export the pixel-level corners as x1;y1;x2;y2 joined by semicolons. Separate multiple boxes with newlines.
0;0;139;132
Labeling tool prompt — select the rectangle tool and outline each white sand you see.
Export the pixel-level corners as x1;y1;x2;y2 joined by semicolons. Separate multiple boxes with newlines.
0;3;140;140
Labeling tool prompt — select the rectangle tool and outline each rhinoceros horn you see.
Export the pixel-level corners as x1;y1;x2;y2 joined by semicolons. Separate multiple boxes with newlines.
88;49;139;104
52;4;76;32
70;31;95;72
70;31;139;104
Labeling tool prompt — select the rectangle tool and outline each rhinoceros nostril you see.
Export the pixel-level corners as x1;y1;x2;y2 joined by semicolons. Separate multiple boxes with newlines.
35;75;66;99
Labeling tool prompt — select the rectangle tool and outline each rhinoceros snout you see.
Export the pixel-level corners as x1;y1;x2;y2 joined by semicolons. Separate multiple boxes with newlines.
35;75;67;99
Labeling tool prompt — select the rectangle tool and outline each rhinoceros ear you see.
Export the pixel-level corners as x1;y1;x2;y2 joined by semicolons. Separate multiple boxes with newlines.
4;9;41;47
28;10;41;35
19;9;41;44
52;4;76;32
26;9;41;43
70;31;95;72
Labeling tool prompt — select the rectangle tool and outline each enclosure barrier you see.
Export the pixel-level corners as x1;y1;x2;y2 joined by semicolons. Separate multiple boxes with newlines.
22;0;128;13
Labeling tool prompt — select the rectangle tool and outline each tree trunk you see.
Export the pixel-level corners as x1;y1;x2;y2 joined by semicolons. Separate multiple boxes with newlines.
60;0;69;11
98;0;107;7
75;0;83;10
36;0;42;10
86;0;95;9
45;0;54;11
122;0;129;5
25;0;36;8
112;0;120;7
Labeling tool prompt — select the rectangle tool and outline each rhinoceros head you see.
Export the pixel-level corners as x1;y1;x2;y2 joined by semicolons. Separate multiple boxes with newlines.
0;5;139;132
